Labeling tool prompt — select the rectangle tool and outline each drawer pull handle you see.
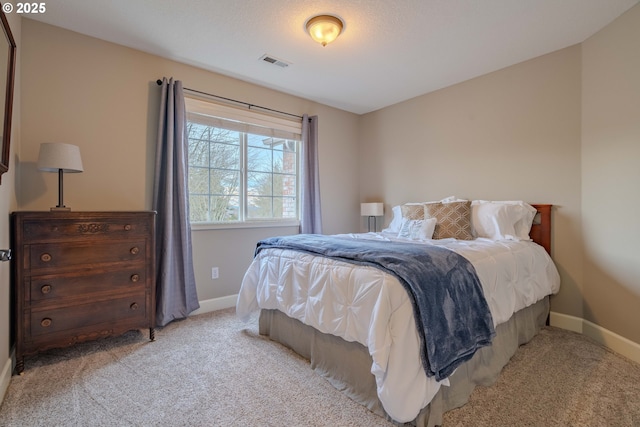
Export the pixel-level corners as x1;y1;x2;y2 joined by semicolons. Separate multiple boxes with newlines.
41;318;52;328
130;303;139;310
130;274;140;282
130;247;139;255
40;253;52;262
41;284;52;294
124;224;132;231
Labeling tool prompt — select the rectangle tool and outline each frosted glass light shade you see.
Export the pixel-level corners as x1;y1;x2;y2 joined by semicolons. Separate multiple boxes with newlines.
37;142;84;173
306;15;343;47
361;202;384;217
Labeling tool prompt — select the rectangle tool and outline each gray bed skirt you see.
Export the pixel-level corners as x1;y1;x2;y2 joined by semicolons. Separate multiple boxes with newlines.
259;296;549;426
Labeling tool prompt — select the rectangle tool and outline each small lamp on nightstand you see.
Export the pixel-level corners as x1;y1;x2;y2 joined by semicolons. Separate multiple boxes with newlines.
361;202;384;232
37;142;84;211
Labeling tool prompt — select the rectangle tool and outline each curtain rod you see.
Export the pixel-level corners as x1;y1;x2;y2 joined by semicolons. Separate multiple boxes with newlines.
156;79;304;121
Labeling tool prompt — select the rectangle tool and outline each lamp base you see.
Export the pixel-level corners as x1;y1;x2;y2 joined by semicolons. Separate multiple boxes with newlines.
367;216;377;232
50;206;71;212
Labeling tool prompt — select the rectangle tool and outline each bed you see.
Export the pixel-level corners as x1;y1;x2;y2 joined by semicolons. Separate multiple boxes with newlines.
236;201;560;426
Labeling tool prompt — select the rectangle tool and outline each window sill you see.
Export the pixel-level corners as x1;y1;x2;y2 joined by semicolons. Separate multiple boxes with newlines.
191;220;300;231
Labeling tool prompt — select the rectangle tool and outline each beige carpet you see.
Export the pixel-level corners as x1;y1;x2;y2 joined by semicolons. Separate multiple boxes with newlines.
0;308;639;427
443;327;640;427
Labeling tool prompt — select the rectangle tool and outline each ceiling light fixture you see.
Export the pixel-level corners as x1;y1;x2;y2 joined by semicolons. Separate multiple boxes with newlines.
306;14;343;47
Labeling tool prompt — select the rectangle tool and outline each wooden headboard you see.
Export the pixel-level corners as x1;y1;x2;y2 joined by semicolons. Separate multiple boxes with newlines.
530;204;552;255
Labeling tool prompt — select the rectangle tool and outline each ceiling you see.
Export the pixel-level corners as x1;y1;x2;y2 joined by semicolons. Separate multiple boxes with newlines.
26;0;639;115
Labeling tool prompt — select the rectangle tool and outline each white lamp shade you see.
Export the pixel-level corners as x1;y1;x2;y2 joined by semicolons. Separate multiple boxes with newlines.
37;143;84;173
361;202;384;217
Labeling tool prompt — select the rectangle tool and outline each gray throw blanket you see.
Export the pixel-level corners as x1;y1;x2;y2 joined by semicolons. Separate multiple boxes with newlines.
255;234;496;381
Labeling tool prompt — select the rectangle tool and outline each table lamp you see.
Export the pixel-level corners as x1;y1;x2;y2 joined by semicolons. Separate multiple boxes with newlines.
361;202;384;232
37;142;84;211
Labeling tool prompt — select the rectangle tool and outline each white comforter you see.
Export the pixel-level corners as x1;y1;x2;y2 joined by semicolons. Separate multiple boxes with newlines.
236;233;560;422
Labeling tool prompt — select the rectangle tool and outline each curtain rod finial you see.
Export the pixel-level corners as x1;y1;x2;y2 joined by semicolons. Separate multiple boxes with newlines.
156;79;163;85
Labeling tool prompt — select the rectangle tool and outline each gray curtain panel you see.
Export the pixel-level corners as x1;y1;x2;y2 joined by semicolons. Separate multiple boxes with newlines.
300;114;322;234
153;77;200;326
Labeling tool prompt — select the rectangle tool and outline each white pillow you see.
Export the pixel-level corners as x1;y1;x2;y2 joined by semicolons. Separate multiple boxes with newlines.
397;218;437;240
383;205;404;233
440;196;467;203
471;200;536;241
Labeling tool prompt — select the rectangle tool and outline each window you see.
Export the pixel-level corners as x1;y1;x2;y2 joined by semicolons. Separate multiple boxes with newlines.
185;97;301;225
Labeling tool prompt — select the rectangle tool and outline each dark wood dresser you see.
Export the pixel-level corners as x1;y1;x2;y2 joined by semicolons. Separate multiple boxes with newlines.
11;211;156;374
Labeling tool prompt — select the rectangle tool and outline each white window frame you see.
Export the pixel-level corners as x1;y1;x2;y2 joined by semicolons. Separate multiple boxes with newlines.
185;95;302;230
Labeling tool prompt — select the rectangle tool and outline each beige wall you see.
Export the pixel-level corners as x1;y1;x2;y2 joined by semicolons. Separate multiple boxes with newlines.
19;19;360;305
0;11;20;399
359;45;584;320
582;5;640;344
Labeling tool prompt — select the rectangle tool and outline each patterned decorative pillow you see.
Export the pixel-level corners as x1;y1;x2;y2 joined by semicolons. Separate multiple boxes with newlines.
400;204;425;221
397;218;437;240
423;201;473;240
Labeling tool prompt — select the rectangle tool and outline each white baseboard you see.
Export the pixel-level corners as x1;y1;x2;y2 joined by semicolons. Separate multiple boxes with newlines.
190;294;238;316
0;355;12;406
549;311;583;333
550;311;640;365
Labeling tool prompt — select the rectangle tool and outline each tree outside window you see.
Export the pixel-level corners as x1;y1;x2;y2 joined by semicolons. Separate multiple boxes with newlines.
187;122;298;223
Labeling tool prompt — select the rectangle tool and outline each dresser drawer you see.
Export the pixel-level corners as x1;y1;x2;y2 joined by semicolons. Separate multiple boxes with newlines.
22;217;151;243
28;239;147;271
29;293;148;337
29;269;147;303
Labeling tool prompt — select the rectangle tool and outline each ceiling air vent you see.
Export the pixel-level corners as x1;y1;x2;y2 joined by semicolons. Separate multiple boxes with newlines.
259;54;291;69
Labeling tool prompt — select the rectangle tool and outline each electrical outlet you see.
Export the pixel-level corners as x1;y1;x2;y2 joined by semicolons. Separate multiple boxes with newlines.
211;267;219;280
